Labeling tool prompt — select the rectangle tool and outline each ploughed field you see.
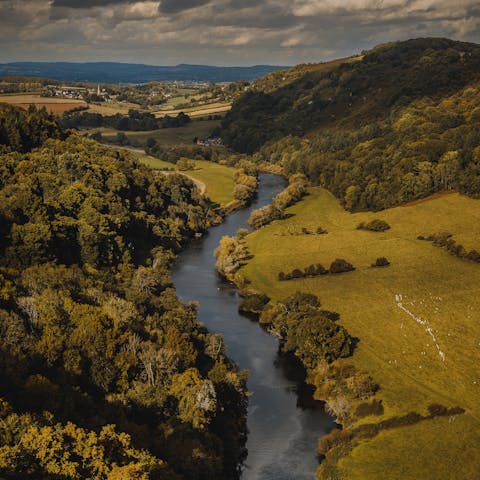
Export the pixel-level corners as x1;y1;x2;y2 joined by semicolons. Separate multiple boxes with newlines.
240;187;480;479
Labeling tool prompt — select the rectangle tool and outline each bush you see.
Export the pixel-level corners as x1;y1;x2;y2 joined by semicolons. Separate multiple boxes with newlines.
318;428;352;455
355;400;384;418
346;373;379;400
238;293;270;316
315;263;327;275
316;226;328;234
177;157;195;171
357;219;391;232
372;257;390;267
291;268;304;279
305;264;317;276
467;249;480;262
278;271;286;281
329;259;355;274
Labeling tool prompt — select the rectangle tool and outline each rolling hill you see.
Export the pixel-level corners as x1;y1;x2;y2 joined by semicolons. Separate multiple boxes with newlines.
219;38;480;211
0;62;288;83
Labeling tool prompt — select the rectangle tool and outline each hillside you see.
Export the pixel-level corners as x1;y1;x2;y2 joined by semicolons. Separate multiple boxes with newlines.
219;38;480;210
0;62;288;83
238;187;480;479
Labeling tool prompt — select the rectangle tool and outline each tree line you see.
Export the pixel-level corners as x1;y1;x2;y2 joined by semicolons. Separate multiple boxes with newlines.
62;109;191;131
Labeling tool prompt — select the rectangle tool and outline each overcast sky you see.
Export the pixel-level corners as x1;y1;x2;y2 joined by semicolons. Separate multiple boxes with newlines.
1;0;479;66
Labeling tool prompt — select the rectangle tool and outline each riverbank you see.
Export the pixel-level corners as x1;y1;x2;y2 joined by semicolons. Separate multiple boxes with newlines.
172;173;337;480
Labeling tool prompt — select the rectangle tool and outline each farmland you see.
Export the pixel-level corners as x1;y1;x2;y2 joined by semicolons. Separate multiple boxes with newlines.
0;94;86;114
240;187;480;479
84;119;220;146
155;102;231;118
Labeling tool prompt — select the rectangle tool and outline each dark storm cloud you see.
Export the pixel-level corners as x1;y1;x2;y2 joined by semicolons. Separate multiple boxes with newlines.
159;0;210;14
1;1;480;65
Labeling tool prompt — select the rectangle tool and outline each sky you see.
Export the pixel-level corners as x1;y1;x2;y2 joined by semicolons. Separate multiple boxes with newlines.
1;0;480;66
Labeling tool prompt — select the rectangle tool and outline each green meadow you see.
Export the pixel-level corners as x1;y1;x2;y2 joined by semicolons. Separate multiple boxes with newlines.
135;154;236;206
241;187;480;479
83;118;220;146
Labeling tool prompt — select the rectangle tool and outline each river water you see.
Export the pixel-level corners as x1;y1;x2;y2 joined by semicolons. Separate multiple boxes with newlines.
172;173;336;480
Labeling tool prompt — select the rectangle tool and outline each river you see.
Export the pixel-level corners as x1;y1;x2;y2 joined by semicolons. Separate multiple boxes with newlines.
172;173;336;480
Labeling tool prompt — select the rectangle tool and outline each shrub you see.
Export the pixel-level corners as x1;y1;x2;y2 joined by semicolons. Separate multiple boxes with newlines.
291;268;304;279
318;428;352;455
357;219;391;232
329;259;355;274
467;249;480;262
346;373;379;400
278;271;286;281
235;228;249;240
238;293;270;316
305;264;317;276
355;400;384;418
427;403;448;417
316;226;328;234
372;257;390;267
315;263;327;275
176;157;195;171
428;404;465;417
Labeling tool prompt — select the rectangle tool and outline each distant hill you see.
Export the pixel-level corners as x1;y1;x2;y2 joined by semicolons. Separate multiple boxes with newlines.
0;62;288;83
219;38;480;211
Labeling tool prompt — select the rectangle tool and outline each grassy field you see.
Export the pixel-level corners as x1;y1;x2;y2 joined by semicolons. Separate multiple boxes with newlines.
154;102;231;118
241;187;480;479
83;119;220;146
181;160;236;206
0;94;86;114
133;154;235;206
86;101;141;115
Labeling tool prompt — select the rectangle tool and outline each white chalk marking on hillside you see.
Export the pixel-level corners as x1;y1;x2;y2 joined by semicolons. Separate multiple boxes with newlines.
395;294;446;362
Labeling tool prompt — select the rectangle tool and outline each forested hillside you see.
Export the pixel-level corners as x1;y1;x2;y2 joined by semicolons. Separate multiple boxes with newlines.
0;105;247;479
220;38;480;210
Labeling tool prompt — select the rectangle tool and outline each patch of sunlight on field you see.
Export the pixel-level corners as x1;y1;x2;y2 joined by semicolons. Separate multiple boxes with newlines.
84;119;220;146
135;153;235;206
185;160;236;206
241;187;480;477
338;414;480;480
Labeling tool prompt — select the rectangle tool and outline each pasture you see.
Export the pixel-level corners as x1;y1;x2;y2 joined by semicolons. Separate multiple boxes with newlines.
241;187;480;479
134;154;235;206
83;119;220;146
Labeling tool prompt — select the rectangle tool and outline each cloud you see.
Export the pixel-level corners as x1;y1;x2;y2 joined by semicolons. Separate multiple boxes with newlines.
0;0;479;65
159;0;210;13
52;0;130;7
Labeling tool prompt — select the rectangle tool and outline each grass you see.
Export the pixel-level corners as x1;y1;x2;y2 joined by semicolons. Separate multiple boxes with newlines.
241;187;480;479
86;101;141;115
154;102;231;118
133;154;236;206
82;119;220;146
182;160;236;206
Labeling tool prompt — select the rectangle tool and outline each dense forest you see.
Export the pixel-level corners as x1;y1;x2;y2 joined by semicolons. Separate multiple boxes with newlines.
219;38;480;210
0;105;247;479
